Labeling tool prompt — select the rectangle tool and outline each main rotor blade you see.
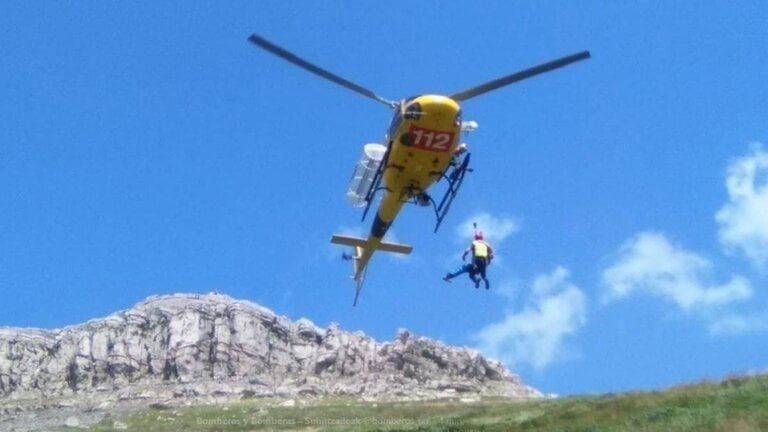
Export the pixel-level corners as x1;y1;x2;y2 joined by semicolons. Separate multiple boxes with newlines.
248;34;398;108
449;51;591;102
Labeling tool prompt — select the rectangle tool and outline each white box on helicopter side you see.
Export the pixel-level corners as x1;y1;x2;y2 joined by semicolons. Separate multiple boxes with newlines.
345;143;386;207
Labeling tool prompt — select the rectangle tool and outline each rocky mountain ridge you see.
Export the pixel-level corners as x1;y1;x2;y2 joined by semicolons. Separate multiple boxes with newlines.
0;293;539;402
0;293;539;430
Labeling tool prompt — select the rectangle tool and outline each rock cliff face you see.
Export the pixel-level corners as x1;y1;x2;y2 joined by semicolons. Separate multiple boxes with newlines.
0;293;539;402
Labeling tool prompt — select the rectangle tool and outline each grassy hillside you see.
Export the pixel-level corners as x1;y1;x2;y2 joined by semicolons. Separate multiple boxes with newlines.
83;374;768;432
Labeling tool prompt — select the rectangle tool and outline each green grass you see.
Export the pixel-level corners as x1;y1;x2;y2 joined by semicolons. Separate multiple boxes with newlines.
82;374;768;432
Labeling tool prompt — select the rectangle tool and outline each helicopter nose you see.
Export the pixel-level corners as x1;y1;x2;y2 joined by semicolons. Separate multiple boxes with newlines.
413;95;460;128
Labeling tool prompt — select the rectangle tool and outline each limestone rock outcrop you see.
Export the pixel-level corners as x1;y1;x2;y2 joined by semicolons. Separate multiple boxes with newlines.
0;293;539;401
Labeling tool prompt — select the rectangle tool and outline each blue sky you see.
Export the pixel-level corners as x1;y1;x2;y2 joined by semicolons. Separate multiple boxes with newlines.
2;2;767;396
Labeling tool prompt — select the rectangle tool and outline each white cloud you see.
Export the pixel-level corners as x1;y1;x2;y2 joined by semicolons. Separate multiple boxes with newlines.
455;213;519;245
716;145;768;270
708;311;768;335
475;267;587;370
601;232;752;312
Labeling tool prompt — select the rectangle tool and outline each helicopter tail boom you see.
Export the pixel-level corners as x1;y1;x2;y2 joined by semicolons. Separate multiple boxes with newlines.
331;234;413;255
331;234;413;306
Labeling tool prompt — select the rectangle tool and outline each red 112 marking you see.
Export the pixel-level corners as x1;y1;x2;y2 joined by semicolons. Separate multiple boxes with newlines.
408;125;453;152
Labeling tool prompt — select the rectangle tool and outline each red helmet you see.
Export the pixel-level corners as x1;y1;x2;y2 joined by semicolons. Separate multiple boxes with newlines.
474;231;484;240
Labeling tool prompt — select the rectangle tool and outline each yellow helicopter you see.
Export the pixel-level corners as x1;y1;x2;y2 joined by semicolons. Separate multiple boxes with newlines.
248;34;589;305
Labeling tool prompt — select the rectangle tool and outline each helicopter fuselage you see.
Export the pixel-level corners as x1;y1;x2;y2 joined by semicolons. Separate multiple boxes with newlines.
353;94;461;279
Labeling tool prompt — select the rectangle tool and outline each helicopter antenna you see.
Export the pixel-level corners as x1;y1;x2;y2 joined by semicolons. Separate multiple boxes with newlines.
248;34;398;109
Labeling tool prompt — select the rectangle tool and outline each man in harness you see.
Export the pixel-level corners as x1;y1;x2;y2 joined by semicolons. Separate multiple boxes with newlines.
443;230;494;289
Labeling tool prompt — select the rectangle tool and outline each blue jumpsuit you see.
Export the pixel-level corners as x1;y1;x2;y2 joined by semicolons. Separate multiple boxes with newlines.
445;263;477;280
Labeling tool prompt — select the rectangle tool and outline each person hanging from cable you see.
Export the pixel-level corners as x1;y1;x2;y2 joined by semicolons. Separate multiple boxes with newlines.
443;223;494;289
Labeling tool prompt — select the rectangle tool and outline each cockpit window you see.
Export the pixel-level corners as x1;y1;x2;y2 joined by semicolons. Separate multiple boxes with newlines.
404;102;422;120
387;111;403;139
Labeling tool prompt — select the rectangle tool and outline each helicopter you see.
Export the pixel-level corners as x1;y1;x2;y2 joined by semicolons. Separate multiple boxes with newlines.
248;34;590;305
